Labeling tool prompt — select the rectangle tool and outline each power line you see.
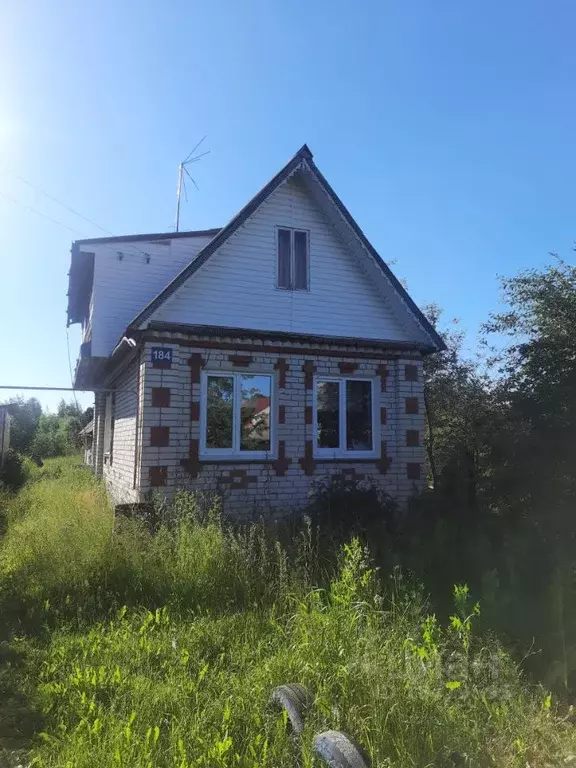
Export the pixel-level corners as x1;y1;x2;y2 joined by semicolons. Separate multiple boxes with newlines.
0;166;167;262
0;162;111;235
0;189;84;236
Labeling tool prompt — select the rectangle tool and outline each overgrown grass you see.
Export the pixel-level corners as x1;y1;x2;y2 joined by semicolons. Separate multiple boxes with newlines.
1;459;575;766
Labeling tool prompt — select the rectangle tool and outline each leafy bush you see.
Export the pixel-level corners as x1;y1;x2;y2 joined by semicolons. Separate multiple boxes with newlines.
308;474;397;536
1;462;576;766
0;450;30;492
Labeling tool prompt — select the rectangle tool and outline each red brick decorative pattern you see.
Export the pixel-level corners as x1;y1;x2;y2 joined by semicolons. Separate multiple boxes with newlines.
375;364;389;391
188;353;204;384
406;429;419;447
151;387;170;408
180;439;200;477
333;468;365;489
219;470;258;489
338;361;358;374
274;358;289;388
302;360;316;389
228;355;253;367
405;364;418;381
278;405;286;424
305;405;313;425
376;441;391;473
407;463;421;480
149;466;167;487
405;397;419;415
150;426;170;447
273;441;291;476
299;440;316;475
190;402;200;421
380;407;387;424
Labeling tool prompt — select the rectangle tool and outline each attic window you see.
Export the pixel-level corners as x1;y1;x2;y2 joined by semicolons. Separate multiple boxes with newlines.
277;228;309;290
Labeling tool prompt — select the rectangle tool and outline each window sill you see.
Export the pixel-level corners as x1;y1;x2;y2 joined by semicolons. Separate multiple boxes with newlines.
199;457;276;464
314;457;379;463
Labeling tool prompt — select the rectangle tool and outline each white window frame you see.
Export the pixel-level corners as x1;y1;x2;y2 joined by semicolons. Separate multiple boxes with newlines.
200;371;276;460
312;376;378;459
275;226;310;291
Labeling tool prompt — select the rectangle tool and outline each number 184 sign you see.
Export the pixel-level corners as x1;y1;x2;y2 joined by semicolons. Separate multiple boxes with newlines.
151;347;173;369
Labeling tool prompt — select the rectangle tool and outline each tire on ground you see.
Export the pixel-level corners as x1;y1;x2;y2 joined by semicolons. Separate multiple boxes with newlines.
312;730;370;768
269;683;313;735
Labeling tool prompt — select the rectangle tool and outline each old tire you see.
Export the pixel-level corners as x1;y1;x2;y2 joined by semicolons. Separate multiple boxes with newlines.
269;683;312;735
312;730;370;768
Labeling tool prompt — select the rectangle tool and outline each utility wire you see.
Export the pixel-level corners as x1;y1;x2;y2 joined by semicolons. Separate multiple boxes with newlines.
0;162;111;235
0;189;84;236
0;165;168;262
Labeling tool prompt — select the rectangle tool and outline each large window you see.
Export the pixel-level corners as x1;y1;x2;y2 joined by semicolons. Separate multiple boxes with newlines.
314;377;377;458
277;227;309;290
201;372;273;458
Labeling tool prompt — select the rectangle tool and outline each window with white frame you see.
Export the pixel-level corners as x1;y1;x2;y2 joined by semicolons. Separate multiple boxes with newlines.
277;227;309;290
313;377;377;458
201;372;274;458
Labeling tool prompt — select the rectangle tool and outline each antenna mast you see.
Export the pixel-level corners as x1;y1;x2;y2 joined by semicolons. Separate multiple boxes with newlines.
175;136;210;232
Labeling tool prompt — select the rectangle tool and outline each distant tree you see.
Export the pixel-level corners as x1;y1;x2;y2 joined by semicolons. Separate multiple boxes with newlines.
1;397;43;453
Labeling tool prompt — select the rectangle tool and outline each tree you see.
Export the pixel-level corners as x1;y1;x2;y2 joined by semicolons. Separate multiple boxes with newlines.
1;397;42;453
423;305;496;510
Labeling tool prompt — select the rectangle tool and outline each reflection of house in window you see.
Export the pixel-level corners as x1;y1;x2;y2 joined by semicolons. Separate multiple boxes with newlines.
241;395;270;450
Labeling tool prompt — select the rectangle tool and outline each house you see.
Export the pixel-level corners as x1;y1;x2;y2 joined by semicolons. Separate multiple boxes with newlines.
66;145;444;515
79;419;94;466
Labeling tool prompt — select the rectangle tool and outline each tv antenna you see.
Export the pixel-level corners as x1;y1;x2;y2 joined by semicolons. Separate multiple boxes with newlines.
175;136;210;232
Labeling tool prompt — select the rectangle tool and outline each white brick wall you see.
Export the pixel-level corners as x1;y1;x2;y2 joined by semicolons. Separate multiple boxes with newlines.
101;334;426;516
103;360;140;505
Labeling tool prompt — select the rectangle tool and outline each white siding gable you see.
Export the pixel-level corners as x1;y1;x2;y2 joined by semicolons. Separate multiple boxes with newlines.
86;234;214;357
149;177;415;342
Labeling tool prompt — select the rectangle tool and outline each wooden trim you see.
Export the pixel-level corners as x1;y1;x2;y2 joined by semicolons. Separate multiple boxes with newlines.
190;401;200;421
380;407;387;424
278;405;286;424
305;405;313;425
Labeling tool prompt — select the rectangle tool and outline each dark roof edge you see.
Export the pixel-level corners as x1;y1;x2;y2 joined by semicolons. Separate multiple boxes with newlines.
128;145;313;329
139;321;437;354
74;227;221;247
304;156;446;352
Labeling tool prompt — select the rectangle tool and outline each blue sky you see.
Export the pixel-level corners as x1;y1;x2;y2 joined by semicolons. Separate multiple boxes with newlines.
0;0;574;411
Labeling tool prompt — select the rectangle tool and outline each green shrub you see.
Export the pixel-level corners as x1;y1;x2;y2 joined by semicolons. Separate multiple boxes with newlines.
1;463;576;766
0;450;30;492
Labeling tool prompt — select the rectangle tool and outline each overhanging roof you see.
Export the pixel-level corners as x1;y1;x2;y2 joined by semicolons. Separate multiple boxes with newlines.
126;145;445;351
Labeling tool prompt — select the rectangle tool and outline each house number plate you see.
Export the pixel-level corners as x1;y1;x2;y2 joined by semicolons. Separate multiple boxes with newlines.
151;347;173;368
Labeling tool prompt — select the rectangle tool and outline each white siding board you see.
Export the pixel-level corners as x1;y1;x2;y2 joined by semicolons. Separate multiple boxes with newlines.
87;235;214;357
150;178;414;342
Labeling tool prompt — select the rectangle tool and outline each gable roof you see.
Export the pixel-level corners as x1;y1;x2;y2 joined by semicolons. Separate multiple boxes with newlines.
127;145;445;351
